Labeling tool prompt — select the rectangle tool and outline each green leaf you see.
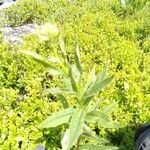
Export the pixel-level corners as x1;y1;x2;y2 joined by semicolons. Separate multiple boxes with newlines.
20;51;50;67
86;110;118;128
87;98;103;113
82;76;114;105
58;94;69;109
48;56;60;63
74;43;83;81
96;65;108;82
63;108;86;150
71;65;81;84
59;36;68;65
86;110;109;126
83;67;96;93
46;88;76;95
40;108;75;128
20;50;66;77
61;129;69;150
20;50;59;71
83;124;108;144
63;77;73;91
79;144;118;150
68;65;78;93
46;68;64;76
101;102;118;114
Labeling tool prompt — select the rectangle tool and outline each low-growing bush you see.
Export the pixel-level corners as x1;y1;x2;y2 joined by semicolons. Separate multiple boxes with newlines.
0;38;63;149
0;0;149;149
21;26;120;149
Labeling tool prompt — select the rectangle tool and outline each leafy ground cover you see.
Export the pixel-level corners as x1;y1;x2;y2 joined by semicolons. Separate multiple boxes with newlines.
0;0;150;149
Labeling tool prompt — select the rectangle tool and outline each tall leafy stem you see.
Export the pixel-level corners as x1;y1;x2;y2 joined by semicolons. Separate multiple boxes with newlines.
20;26;119;150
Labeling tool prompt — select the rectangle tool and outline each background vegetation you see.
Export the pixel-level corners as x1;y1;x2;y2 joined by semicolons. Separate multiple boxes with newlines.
0;0;149;149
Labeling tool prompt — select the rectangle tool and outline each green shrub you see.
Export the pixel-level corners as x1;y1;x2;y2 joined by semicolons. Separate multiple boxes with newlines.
21;25;119;149
0;0;149;149
1;0;49;27
0;40;62;150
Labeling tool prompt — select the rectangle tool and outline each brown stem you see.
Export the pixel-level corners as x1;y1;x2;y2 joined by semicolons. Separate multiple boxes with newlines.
76;135;82;150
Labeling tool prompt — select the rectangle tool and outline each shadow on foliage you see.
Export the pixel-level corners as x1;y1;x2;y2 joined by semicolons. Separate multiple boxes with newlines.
35;127;63;150
105;125;141;150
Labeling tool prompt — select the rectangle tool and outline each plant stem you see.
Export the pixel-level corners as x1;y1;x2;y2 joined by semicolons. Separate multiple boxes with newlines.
76;135;82;150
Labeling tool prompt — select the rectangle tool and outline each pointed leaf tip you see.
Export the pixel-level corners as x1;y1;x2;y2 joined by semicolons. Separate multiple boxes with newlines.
74;43;83;81
63;108;86;150
40;108;75;128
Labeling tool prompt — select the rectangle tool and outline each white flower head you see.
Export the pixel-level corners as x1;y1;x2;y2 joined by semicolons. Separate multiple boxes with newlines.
37;23;59;40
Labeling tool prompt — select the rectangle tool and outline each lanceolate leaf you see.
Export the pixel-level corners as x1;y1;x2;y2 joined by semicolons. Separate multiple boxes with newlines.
64;108;86;150
82;133;107;145
96;65;108;82
20;50;59;71
86;110;119;128
87;98;103;113
63;78;73;91
68;65;78;93
83;124;108;144
46;68;64;76
59;36;68;65
58;94;69;109
40;108;75;128
101;102;118;114
72;65;81;84
83;67;96;93
74;43;83;81
48;56;60;63
86;110;109;125
46;88;76;95
20;51;51;67
79;144;118;150
61;129;69;150
82;76;114;105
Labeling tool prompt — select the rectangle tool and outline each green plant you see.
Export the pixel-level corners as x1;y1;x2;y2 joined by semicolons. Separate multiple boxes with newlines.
20;24;119;150
1;0;50;27
0;1;149;149
119;0;150;16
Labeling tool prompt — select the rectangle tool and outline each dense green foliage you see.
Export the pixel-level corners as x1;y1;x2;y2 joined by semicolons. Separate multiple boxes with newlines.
0;0;150;150
21;31;119;150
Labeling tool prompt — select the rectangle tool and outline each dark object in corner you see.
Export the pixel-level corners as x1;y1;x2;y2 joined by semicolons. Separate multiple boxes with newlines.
134;122;150;150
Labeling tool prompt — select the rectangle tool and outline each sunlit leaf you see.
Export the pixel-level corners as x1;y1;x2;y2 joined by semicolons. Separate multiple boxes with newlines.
82;76;114;105
20;50;57;69
74;43;83;81
40;108;75;128
87;98;103;112
83;124;108;144
86;110;119;128
83;67;96;93
61;129;69;150
68;65;78;93
46;68;64;76
63;77;73;91
58;94;69;109
64;108;86;150
80;144;118;150
101;102;118;113
72;65;81;84
96;65;108;82
46;88;76;95
48;56;61;63
86;110;109;125
59;36;68;65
